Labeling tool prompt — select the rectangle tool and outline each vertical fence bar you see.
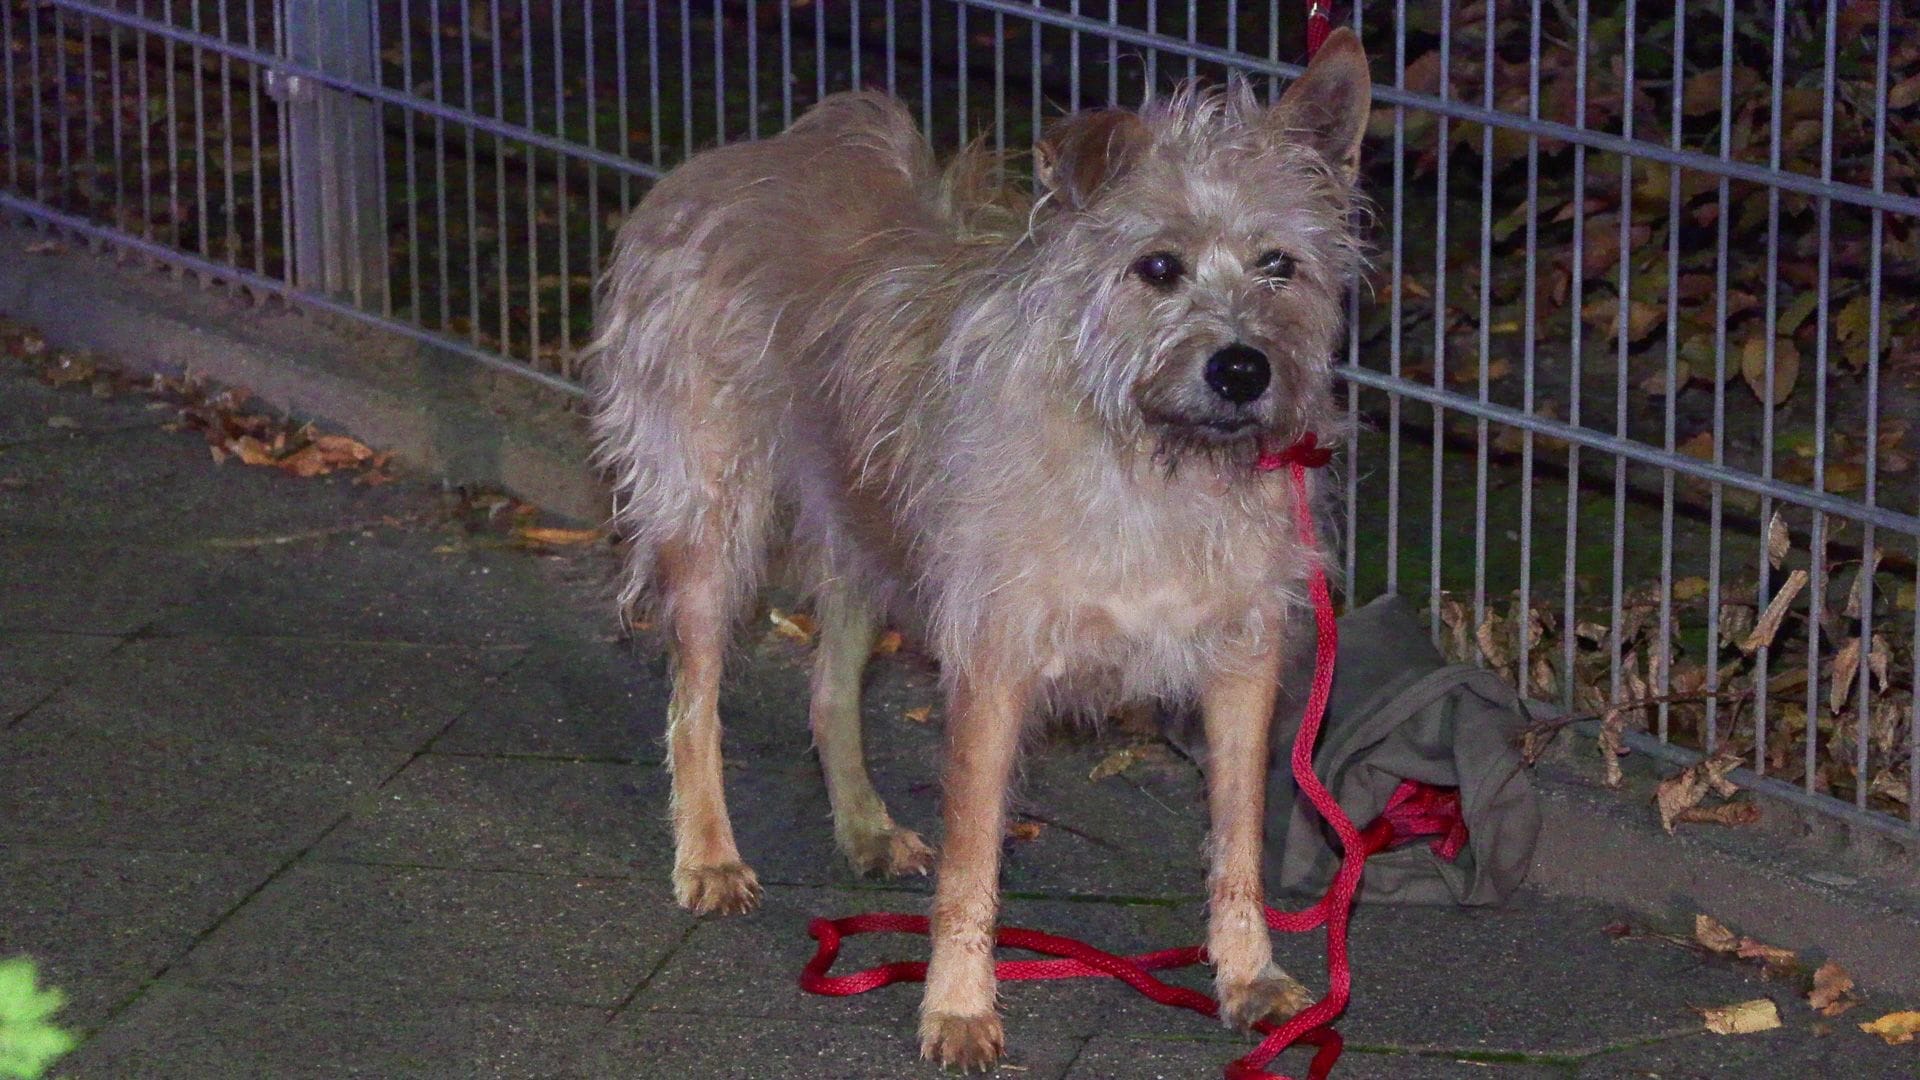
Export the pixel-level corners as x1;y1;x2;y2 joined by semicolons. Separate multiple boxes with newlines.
1805;0;1838;796
2;1;15;193
1754;0;1786;774
1517;0;1541;691
495;0;511;356
1384;0;1404;597
1607;1;1637;732
1853;0;1887;808
1654;5;1685;742
1561;0;1588;714
275;0;386;300
1427;0;1450;638
1703;0;1734;751
431;0;450;324
1471;0;1495;645
188;1;209;264
466;2;483;341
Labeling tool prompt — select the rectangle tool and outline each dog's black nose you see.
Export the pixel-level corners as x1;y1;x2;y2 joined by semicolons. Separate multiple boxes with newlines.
1203;344;1271;404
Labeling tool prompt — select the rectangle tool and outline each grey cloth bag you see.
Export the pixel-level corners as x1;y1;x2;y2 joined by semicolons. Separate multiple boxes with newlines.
1168;594;1540;907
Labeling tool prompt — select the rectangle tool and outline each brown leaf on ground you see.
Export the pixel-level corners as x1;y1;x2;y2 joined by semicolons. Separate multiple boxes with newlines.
1656;751;1745;832
1808;961;1859;1017
1741;569;1809;653
516;525;605;546
767;609;817;644
1697;999;1782;1035
1736;939;1800;979
902;706;933;724
1007;820;1044;843
871;629;904;656
1088;743;1165;782
1859;1010;1920;1045
1695;915;1739;954
231;435;277;467
1675;800;1761;828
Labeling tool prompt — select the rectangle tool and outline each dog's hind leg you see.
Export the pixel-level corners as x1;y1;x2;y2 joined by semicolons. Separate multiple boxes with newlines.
809;589;934;878
655;490;769;917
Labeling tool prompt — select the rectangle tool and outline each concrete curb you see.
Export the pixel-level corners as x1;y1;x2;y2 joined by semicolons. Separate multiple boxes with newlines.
6;217;1919;999
0;220;607;524
1529;745;1920;997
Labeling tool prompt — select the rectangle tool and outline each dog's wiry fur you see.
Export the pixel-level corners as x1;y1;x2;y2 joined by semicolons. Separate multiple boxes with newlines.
584;30;1371;1069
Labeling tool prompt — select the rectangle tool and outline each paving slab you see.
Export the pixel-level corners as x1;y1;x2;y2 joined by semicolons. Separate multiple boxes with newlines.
0;356;166;444
0;847;271;1024
0;424;420;544
313;753;666;877
59;983;607;1080
1068;1037;1571;1078
177;862;690;1007
629;882;1199;1039
1253;892;1795;1060
431;634;672;761
0;539;232;635
0;630;121;725
0;731;405;857
583;1012;1085;1080
149;530;582;647
15;635;514;751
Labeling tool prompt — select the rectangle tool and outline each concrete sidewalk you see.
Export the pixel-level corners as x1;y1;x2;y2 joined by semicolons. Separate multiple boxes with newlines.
2;330;1913;1079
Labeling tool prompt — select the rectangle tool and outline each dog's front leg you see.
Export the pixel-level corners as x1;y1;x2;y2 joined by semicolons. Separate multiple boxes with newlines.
1204;639;1315;1029
919;670;1029;1069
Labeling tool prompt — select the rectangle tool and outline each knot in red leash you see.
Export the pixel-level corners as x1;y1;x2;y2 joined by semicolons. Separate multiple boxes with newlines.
799;425;1472;1080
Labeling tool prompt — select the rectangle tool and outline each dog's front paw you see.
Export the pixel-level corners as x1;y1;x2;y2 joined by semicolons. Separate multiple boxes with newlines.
919;1011;1004;1071
844;824;935;879
1218;963;1315;1030
672;861;763;916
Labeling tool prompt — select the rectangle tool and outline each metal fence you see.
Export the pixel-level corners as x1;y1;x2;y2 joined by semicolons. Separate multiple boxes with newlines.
4;0;1916;837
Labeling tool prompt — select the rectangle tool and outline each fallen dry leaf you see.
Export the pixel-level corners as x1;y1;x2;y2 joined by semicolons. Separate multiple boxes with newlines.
1829;637;1863;714
1088;743;1160;782
1736;938;1800;978
1741;569;1809;653
25;239;66;255
871;629;904;656
1808;961;1859;1017
1675;800;1762;828
516;525;604;546
1695;914;1739;954
1698;998;1782;1035
1656;751;1744;832
1859;1010;1920;1045
1766;510;1790;569
902;706;933;724
1741;335;1800;407
766;609;817;644
1007;820;1044;843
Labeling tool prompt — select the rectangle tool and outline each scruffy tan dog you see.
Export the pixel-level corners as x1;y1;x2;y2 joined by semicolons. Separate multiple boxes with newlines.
584;29;1370;1069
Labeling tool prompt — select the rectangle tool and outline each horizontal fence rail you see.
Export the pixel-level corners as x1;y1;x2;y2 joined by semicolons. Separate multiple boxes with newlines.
4;0;1915;834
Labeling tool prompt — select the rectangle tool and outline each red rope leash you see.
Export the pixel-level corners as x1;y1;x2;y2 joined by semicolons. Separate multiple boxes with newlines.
800;434;1470;1080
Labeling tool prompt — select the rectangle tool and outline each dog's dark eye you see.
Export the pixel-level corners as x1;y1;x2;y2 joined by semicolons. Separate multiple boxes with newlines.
1255;250;1297;281
1131;251;1185;289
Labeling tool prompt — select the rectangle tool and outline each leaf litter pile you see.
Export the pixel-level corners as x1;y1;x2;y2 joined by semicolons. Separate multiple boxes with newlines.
6;320;395;486
1601;912;1920;1043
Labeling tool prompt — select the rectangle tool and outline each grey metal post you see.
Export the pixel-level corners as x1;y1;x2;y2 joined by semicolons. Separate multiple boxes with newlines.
271;0;386;308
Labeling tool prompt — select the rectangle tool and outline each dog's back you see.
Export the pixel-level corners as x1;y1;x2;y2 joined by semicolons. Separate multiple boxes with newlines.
585;92;963;620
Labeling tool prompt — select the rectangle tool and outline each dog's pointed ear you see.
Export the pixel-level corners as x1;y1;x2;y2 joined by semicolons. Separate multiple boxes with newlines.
1034;109;1151;209
1270;27;1371;182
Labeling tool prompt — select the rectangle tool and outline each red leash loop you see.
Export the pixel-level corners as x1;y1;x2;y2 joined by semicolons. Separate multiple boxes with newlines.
800;431;1471;1079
